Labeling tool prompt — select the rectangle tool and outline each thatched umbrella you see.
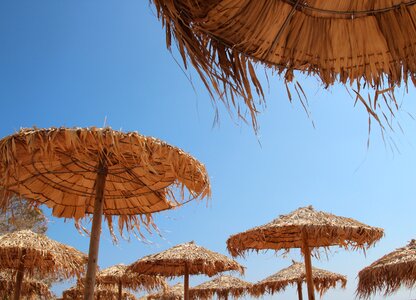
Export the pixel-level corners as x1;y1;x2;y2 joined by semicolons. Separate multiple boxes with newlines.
0;271;53;299
96;264;166;300
357;239;416;298
190;275;252;300
63;285;137;300
0;229;87;300
251;260;346;300
150;0;416;129
227;206;384;300
0;127;211;300
148;283;184;300
128;241;244;300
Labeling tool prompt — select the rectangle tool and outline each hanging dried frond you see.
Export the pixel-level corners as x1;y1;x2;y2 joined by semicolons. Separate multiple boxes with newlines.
128;241;244;277
0;127;211;238
190;275;252;299
250;261;346;297
357;239;416;299
227;205;384;257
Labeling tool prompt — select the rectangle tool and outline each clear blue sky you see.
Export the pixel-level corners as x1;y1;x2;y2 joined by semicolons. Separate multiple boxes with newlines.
1;1;416;299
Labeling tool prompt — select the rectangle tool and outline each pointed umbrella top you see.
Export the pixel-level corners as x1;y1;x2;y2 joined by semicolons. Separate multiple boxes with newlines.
148;283;184;300
63;285;137;300
96;264;166;292
227;206;384;257
190;275;253;300
128;241;244;277
251;260;347;297
0;272;53;299
0;229;87;279
357;239;416;298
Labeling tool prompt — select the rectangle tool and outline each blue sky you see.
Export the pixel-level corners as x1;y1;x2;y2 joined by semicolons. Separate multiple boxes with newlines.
1;1;416;299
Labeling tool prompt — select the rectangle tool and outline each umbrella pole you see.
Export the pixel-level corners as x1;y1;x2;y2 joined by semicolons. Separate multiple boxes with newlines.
297;281;303;300
13;249;26;300
184;263;189;300
118;281;123;300
84;158;108;300
301;232;315;300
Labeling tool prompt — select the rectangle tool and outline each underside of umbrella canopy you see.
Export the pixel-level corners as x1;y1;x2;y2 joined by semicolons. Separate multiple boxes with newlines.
357;239;416;299
150;0;416;129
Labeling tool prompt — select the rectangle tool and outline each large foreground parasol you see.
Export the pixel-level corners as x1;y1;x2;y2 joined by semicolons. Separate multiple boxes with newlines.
0;127;211;300
251;260;346;300
0;230;87;300
357;239;416;298
128;241;244;300
227;206;383;300
190;275;252;300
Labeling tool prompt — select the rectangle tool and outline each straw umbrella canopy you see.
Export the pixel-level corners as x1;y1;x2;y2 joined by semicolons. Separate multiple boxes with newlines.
148;283;184;300
227;205;384;300
63;285;137;300
0;127;211;300
96;264;167;300
357;239;416;298
0;229;87;300
150;0;416;129
0;271;53;299
251;261;346;300
190;275;252;300
128;241;244;300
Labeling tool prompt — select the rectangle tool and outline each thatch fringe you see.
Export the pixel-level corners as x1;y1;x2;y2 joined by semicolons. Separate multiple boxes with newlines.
357;239;416;299
0;272;53;299
0;127;211;238
128;241;244;277
148;283;184;300
250;261;346;297
62;285;137;300
227;206;384;257
190;275;252;300
0;230;87;279
149;0;416;130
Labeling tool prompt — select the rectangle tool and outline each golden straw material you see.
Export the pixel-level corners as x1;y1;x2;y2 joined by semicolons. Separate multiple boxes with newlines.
96;264;167;292
357;239;416;298
251;261;346;297
0;272;53;299
190;275;252;300
128;241;244;277
62;285;137;300
150;0;416;129
0;127;211;234
227;205;384;257
148;283;184;300
0;230;87;279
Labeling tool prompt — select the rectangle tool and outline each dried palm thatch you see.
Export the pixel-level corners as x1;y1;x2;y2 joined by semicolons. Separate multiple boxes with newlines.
96;264;166;300
0;127;211;300
357;239;416;298
227;206;383;300
0;272;53;299
190;275;252;300
62;285;137;300
150;0;416;130
227;206;384;257
128;241;244;300
251;261;346;299
148;283;184;300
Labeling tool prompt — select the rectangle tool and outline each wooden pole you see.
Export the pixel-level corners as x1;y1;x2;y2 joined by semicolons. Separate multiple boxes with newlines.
118;281;123;300
13;249;26;300
301;231;315;300
84;157;108;300
184;263;189;300
297;281;303;300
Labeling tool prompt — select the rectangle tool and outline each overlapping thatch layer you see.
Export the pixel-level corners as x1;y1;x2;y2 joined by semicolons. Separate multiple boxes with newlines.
357;239;416;298
0;230;87;279
128;241;243;277
148;283;184;300
0;272;53;299
0;127;211;234
227;206;384;257
251;261;346;297
96;264;167;291
150;0;416;128
190;275;252;300
62;285;137;300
